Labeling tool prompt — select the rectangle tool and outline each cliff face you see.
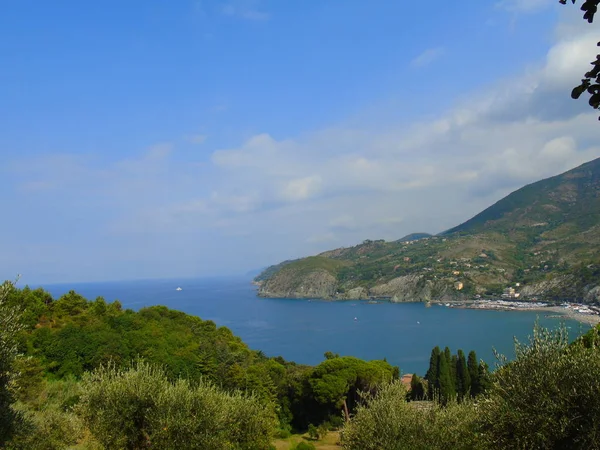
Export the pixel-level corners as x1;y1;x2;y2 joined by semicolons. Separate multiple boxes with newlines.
258;269;338;299
368;274;454;302
258;272;463;302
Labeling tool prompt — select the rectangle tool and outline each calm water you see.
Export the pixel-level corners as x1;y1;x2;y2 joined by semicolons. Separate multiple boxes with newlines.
39;277;588;375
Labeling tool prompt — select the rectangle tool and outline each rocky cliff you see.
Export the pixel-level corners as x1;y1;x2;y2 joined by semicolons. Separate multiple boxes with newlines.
258;271;465;302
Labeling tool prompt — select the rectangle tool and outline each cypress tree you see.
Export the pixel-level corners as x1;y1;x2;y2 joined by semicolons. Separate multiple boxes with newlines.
450;354;458;391
456;349;471;401
467;350;480;397
443;347;457;392
410;374;425;401
425;346;440;400
437;352;455;405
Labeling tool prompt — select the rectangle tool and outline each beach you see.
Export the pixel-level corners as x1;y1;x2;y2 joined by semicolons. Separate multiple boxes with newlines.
448;300;600;326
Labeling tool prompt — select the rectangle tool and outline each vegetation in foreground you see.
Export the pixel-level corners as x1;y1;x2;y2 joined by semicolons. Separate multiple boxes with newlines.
341;324;600;449
2;278;600;449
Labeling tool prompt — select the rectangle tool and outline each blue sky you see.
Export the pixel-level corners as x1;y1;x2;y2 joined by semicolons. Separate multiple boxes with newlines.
1;0;599;284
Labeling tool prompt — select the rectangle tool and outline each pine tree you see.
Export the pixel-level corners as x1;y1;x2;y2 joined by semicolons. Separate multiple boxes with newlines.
467;350;480;397
425;346;440;400
456;349;471;401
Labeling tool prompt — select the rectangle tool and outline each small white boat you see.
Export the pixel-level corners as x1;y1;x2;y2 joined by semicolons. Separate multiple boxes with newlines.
176;287;182;291
354;317;358;321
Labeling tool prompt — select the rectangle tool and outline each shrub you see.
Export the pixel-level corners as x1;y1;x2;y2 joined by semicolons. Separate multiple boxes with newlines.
77;360;277;449
6;407;92;450
293;442;316;450
478;324;600;449
340;381;480;450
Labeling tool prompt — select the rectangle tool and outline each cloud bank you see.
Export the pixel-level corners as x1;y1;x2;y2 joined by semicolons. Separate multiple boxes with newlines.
3;11;600;283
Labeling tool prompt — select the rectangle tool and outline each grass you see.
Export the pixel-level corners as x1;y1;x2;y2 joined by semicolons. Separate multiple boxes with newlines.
273;431;341;450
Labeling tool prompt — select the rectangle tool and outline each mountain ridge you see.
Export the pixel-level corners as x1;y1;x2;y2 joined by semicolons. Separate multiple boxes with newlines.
255;158;600;304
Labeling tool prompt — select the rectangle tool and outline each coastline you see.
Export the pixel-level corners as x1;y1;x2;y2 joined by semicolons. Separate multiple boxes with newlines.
445;301;600;326
254;286;600;326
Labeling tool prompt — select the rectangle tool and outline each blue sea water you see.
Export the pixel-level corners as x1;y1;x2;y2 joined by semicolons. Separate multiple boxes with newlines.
40;276;589;375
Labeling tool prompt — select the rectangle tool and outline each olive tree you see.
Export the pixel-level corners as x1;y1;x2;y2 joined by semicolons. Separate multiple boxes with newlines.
0;280;23;445
78;360;277;449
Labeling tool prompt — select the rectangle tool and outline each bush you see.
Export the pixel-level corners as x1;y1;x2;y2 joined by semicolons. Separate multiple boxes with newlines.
478;324;600;449
274;426;292;439
293;442;316;450
317;421;330;439
77;361;277;449
7;407;93;450
340;381;480;450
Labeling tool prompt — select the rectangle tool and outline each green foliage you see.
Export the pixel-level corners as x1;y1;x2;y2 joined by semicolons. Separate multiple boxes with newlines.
425;346;440;400
78;361;277;449
467;351;480;396
308;356;396;422
0;280;23;445
427;346;487;403
437;351;455;405
340;381;481;450
317;421;330;438
559;0;600;118
455;349;470;401
307;423;319;440
292;442;316;450
7;378;97;450
409;374;425;401
479;323;600;449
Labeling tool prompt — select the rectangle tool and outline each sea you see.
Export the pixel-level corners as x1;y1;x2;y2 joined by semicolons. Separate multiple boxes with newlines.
39;276;589;375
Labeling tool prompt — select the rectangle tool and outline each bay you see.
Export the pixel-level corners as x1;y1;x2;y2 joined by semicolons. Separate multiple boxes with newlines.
39;276;588;375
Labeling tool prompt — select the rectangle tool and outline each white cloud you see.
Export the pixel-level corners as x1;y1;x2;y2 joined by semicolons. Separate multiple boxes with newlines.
280;176;322;202
410;47;444;68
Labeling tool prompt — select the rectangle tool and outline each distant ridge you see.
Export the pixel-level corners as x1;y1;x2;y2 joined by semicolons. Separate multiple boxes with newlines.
396;233;432;242
255;157;600;304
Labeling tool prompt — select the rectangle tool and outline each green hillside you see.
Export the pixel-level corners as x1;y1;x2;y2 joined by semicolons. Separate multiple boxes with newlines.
255;158;600;303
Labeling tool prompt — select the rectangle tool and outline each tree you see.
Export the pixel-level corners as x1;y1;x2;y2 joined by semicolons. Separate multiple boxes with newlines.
437;353;456;405
478;324;600;449
425;346;441;399
467;351;480;398
0;280;22;445
560;0;600;118
307;423;319;440
456;350;471;402
340;381;480;450
477;361;492;395
308;357;395;422
324;351;339;360
410;374;425;401
78;360;277;449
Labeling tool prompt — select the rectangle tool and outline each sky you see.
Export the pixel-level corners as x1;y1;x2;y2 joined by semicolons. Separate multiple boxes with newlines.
1;0;600;284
